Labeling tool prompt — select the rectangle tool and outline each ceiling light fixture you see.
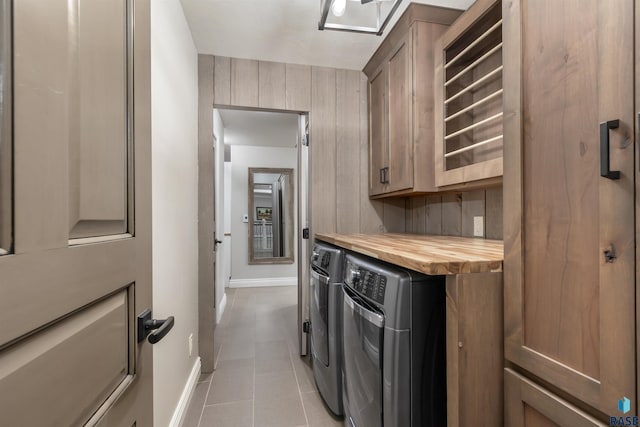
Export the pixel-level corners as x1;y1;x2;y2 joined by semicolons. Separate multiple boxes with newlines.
319;0;402;35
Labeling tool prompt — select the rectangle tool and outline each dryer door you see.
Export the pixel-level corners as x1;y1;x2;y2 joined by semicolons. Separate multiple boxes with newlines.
342;286;384;427
310;266;330;366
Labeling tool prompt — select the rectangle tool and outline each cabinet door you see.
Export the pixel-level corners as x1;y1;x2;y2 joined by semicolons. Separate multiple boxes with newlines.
505;370;607;427
386;31;413;193
446;273;503;427
503;0;635;417
368;64;388;196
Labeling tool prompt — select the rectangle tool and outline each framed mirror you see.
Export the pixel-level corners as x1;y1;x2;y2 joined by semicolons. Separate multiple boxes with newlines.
248;167;294;264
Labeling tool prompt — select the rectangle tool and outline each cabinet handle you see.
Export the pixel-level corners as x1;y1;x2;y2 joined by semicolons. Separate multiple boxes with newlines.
381;167;389;184
379;168;385;184
600;119;621;180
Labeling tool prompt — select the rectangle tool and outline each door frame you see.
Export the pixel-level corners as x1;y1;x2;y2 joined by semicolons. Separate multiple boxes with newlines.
197;56;216;373
197;103;311;371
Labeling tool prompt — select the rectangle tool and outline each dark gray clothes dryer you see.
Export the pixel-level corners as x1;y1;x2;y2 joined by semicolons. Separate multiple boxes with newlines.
310;240;345;416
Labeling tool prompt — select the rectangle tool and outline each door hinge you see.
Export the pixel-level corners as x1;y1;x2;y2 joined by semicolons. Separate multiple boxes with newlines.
302;228;309;239
302;132;309;146
303;321;311;333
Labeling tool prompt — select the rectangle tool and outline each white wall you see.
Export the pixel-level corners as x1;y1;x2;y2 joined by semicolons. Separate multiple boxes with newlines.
230;145;297;285
151;1;199;426
213;110;227;322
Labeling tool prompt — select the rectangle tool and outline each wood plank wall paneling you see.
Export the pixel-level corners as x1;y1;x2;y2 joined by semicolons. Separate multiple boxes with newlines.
310;66;337;234
258;61;286;110
383;199;407;232
336;70;361;233
213;56;231;105
426;195;443;235
442;193;463;235
285;64;311;112
406;188;503;239
461;190;485;237
231;58;259;107
410;196;427;234
197;55;216;373
485;186;503;239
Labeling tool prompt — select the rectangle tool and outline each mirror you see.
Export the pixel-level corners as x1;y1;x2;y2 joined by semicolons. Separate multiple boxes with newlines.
248;167;294;264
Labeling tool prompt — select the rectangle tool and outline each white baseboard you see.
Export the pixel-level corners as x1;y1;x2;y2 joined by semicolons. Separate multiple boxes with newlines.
171;357;201;427
229;277;297;288
216;293;227;324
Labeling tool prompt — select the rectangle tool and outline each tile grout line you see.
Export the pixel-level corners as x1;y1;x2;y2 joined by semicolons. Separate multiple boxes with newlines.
196;369;215;427
197;288;235;427
288;335;311;426
202;399;253;409
285;286;319;427
214;288;237;371
199;288;237;426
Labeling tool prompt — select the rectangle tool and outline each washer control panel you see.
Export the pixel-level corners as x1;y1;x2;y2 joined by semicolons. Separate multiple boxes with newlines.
345;260;387;305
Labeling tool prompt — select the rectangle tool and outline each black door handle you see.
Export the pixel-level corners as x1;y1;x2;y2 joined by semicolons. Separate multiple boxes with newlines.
215;239;222;246
137;309;175;344
600;119;620;180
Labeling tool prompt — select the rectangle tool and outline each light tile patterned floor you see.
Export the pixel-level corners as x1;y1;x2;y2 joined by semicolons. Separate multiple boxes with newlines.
183;286;343;427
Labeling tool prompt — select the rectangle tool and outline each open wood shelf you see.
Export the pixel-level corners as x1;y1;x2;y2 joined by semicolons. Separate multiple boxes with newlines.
435;0;503;187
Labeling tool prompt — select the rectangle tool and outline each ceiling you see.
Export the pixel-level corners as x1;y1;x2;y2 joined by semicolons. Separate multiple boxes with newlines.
180;0;475;70
218;109;299;148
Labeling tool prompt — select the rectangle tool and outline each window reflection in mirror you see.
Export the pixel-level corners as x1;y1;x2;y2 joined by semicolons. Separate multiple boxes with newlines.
248;167;294;264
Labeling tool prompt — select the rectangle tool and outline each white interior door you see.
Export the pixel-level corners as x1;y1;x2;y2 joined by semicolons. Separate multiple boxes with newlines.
214;132;225;323
0;0;155;425
298;113;310;355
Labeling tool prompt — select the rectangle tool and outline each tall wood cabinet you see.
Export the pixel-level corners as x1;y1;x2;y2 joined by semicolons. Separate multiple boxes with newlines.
503;0;636;423
363;4;461;198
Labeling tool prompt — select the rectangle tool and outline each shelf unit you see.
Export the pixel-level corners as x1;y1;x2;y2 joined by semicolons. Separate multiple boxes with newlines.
434;0;503;187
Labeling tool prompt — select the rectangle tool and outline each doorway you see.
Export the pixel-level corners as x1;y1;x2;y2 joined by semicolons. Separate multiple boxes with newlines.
212;107;309;358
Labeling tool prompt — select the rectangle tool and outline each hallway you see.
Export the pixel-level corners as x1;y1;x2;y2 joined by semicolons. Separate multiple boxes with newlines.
183;287;342;427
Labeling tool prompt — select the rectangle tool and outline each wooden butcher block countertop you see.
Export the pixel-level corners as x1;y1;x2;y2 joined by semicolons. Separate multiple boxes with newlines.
315;233;503;275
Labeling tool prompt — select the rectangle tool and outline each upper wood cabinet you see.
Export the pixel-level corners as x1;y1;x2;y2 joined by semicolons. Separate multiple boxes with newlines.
369;63;387;196
434;0;503;188
364;4;461;198
503;0;636;420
